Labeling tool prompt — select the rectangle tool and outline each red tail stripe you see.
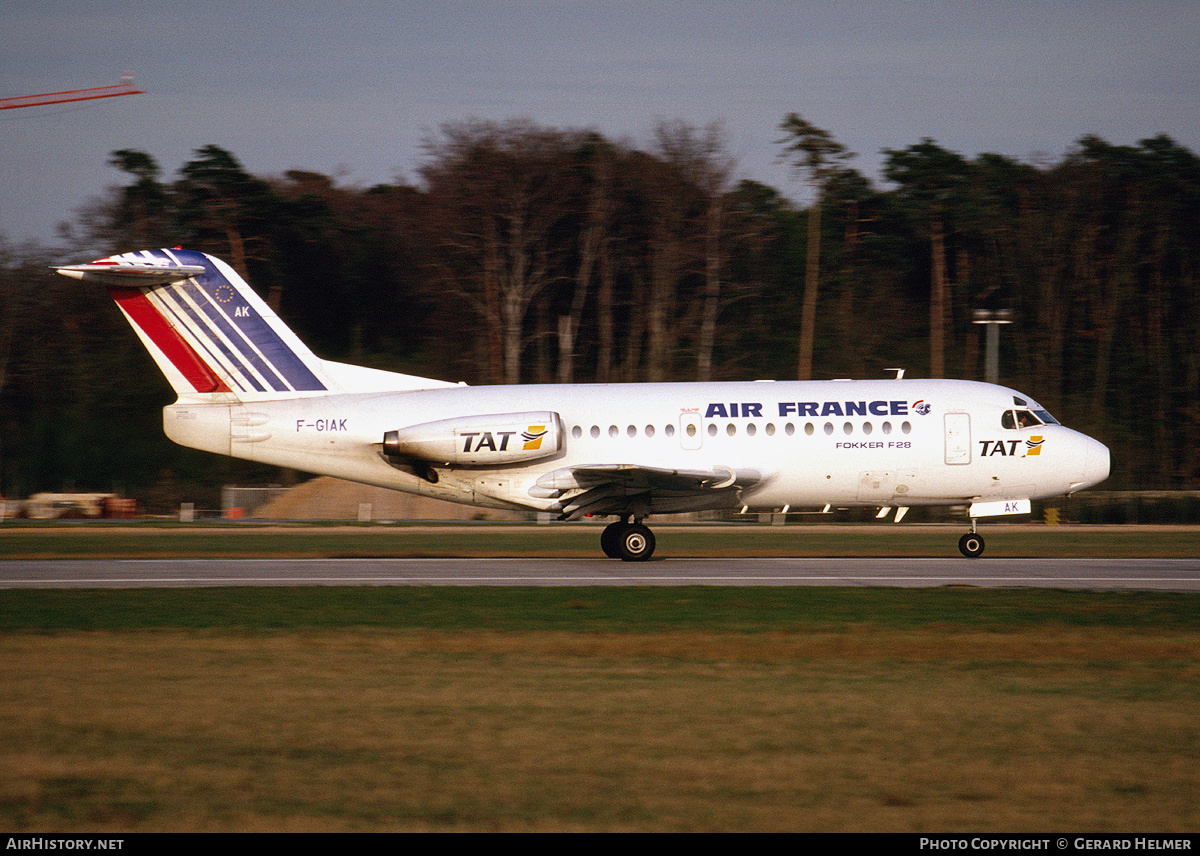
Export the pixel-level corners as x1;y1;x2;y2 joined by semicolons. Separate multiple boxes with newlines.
109;287;230;393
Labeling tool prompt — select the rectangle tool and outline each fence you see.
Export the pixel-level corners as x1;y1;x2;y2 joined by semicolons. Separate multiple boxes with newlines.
220;486;289;519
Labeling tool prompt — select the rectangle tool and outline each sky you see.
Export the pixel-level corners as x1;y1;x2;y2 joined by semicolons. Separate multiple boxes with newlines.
2;0;1198;246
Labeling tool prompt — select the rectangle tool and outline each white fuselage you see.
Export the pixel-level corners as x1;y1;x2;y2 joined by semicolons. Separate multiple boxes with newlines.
163;378;1110;516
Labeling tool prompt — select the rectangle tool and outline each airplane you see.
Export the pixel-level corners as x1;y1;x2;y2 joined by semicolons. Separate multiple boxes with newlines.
56;248;1111;560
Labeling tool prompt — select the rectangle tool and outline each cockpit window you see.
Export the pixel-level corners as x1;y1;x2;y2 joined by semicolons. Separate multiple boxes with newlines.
1002;408;1059;429
1003;409;1041;429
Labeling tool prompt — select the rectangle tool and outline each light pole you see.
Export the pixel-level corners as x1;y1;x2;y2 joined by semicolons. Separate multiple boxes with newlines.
972;308;1013;385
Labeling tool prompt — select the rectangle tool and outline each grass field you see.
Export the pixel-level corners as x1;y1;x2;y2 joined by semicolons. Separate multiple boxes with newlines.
4;520;1200;558
1;524;1198;831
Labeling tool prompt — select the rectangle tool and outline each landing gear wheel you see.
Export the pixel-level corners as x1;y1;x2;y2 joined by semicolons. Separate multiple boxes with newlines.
600;521;626;559
619;523;656;562
959;532;985;558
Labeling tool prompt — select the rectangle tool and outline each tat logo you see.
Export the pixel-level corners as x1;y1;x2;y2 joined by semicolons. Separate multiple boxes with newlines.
522;425;548;451
979;436;1046;457
462;425;548;453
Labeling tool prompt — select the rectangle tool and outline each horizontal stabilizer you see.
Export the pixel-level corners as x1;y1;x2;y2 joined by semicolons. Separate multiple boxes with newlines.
56;261;206;286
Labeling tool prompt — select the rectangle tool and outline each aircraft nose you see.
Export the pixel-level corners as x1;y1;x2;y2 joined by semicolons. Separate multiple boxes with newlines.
1077;435;1110;491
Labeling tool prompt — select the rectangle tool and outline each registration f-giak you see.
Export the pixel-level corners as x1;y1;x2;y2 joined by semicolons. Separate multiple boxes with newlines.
58;249;1110;560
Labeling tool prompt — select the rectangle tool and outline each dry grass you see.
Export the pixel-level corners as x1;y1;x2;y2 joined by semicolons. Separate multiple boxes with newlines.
1;626;1197;831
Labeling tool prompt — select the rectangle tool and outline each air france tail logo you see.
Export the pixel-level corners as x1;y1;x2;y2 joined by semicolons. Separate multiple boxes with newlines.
522;425;548;451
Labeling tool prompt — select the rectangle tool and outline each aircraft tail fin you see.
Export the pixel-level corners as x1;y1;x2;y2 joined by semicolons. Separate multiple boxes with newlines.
57;249;457;399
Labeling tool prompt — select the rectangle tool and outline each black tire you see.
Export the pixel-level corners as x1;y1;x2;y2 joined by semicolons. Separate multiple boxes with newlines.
959;532;985;558
619;523;656;562
600;521;626;559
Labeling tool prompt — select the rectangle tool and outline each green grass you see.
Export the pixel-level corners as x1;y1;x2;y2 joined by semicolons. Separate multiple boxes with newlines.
1;585;1197;633
4;521;1200;558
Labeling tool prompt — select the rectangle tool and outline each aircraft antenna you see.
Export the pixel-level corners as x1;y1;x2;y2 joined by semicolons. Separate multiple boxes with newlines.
886;368;905;380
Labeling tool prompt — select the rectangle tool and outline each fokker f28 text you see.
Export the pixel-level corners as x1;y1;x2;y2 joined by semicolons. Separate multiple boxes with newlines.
57;249;1111;560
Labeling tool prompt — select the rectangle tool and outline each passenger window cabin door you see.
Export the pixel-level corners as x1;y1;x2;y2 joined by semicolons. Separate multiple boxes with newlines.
944;412;971;465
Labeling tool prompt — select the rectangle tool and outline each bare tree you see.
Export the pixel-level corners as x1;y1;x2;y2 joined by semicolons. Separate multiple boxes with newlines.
421;120;583;383
558;134;615;384
883;139;968;379
777;114;853;380
651;121;736;381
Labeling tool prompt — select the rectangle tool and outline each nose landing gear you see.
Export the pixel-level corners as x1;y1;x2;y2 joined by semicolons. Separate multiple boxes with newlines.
959;519;985;558
601;518;656;561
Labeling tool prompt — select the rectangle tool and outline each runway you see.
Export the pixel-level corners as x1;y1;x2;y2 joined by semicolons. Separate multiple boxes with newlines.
2;557;1198;591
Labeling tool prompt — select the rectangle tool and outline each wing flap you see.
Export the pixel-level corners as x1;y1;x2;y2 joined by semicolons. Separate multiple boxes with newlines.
534;464;761;519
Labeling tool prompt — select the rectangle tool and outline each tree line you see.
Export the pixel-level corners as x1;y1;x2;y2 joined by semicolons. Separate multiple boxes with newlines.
2;117;1198;504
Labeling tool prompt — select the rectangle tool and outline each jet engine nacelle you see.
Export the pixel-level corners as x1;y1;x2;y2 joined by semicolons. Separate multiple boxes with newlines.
383;411;563;465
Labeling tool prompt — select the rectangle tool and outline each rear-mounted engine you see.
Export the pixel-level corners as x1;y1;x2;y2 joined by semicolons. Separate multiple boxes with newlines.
383;411;562;465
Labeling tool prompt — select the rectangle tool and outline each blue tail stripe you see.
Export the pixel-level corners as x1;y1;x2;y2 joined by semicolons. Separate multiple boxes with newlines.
154;289;262;393
142;250;288;392
179;279;290;392
169;250;327;392
143;255;271;392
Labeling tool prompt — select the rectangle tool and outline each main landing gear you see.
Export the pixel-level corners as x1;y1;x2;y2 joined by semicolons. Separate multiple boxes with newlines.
958;520;985;558
601;518;656;561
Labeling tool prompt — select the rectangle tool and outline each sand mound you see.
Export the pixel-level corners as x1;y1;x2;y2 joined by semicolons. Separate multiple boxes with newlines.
251;476;525;521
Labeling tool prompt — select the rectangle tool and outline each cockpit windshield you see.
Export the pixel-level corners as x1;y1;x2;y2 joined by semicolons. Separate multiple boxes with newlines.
1001;399;1059;429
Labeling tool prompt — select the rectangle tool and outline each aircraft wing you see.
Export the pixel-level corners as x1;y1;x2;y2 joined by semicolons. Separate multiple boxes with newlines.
531;463;761;519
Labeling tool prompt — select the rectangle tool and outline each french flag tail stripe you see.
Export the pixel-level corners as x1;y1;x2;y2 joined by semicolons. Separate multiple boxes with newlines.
109;287;232;394
149;289;268;393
